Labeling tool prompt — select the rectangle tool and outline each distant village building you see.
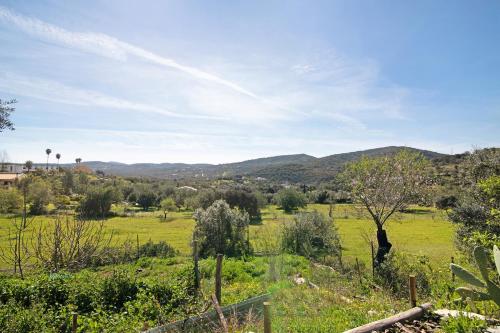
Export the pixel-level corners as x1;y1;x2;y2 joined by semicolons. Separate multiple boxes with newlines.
0;173;24;188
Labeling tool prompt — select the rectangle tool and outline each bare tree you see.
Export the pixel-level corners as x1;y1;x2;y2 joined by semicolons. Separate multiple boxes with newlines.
0;178;33;278
32;216;113;272
339;149;430;265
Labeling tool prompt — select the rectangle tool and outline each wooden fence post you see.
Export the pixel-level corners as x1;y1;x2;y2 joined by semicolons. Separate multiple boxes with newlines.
451;256;455;282
409;275;417;307
211;294;228;333
72;313;78;333
355;257;362;284
215;254;223;305
193;239;200;290
264;301;272;333
370;241;375;277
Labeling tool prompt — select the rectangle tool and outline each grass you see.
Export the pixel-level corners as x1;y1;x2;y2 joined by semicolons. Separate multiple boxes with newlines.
0;204;456;269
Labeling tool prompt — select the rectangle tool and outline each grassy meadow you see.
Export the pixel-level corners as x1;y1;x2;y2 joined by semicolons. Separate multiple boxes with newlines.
0;203;456;269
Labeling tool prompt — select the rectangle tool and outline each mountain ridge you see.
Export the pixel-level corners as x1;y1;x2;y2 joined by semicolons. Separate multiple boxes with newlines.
65;146;448;183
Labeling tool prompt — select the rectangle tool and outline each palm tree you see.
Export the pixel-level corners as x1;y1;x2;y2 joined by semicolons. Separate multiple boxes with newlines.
56;153;61;170
45;148;52;170
24;160;33;172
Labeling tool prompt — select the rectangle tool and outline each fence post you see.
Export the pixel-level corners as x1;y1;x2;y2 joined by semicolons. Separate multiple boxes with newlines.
193;239;200;290
370;241;375;277
211;294;228;333
72;313;78;333
451;256;455;282
409;275;417;307
355;257;362;284
264;301;272;333
215;253;223;304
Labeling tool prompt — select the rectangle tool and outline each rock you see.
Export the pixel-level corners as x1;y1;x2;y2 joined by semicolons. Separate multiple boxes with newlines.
340;295;353;304
487;327;500;333
292;274;306;285
434;309;485;320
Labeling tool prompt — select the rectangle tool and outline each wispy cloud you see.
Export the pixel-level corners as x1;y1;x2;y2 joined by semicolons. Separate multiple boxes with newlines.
0;72;221;120
0;6;258;99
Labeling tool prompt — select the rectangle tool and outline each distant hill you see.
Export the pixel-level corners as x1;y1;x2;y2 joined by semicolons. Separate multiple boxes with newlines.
68;146;448;183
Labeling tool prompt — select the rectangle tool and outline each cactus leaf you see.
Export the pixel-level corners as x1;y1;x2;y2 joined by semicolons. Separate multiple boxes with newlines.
456;287;491;301
473;246;490;281
485;280;500;307
450;263;486;288
494;245;500;277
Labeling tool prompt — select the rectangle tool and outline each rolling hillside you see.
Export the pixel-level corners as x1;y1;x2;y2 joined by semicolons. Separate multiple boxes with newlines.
72;146;448;183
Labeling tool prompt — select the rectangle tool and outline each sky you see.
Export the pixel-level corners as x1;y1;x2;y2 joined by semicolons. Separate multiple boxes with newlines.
0;0;499;164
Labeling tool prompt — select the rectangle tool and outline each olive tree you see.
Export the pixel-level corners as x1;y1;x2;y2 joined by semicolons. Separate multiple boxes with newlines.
274;188;307;213
193;200;250;257
339;150;429;264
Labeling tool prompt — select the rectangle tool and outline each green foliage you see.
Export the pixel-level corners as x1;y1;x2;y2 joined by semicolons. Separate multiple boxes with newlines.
78;185;120;219
0;98;16;132
136;190;157;211
0;188;21;214
440;314;488;333
194;199;251;258
282;210;342;261
138;240;177;258
375;251;432;298
101;270;139;310
274;188;307;213
435;195;458;210
160;197;176;219
223;187;261;222
28;178;52;215
451;245;500;306
449;148;500;253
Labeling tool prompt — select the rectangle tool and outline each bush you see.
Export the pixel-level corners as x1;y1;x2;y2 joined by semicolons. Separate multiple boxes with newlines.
282;210;342;261
138;240;177;258
0;188;21;214
78;186;120;219
435;195;457;209
375;251;432;297
194;200;251;258
101;270;139;311
274;188;307;213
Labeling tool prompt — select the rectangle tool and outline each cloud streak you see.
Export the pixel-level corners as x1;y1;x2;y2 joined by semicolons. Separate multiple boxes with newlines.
0;72;221;120
0;6;258;99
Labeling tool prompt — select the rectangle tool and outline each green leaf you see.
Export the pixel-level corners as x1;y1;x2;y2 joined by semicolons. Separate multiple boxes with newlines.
450;263;486;288
473;246;490;281
494;245;500;277
485;280;500;307
455;287;491;301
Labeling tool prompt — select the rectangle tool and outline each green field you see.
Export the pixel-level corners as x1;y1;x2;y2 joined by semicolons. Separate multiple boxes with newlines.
0;204;455;270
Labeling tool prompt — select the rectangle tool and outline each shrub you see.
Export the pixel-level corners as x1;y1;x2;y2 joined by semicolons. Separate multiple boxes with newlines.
274;188;307;213
138;240;177;258
101;270;139;311
435;195;457;209
0;188;21;214
375;251;432;298
194;200;251;258
282;210;342;261
78;186;120;219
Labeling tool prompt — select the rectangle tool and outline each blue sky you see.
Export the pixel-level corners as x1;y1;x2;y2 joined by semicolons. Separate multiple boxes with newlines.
0;0;499;164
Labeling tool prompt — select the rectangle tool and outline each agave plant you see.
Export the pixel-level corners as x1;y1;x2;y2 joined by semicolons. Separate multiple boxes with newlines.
450;245;500;306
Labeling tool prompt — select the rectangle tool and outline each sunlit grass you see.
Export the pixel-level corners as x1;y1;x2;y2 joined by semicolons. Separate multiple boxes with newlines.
0;204;455;269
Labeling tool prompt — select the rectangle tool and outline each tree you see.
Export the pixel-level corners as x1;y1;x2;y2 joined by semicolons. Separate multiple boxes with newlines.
339;150;429;265
0;188;22;213
223;188;261;222
45;148;52;170
282;210;342;261
56;153;61;170
78;186;120;219
448;148;500;253
28;178;52;215
160;197;176;220
194;200;251;257
136;190;157;211
0;99;16;132
274;188;307;213
24;160;33;172
75;158;82;165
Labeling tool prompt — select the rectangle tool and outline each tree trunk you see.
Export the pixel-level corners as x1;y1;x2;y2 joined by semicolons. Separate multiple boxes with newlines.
375;227;392;265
